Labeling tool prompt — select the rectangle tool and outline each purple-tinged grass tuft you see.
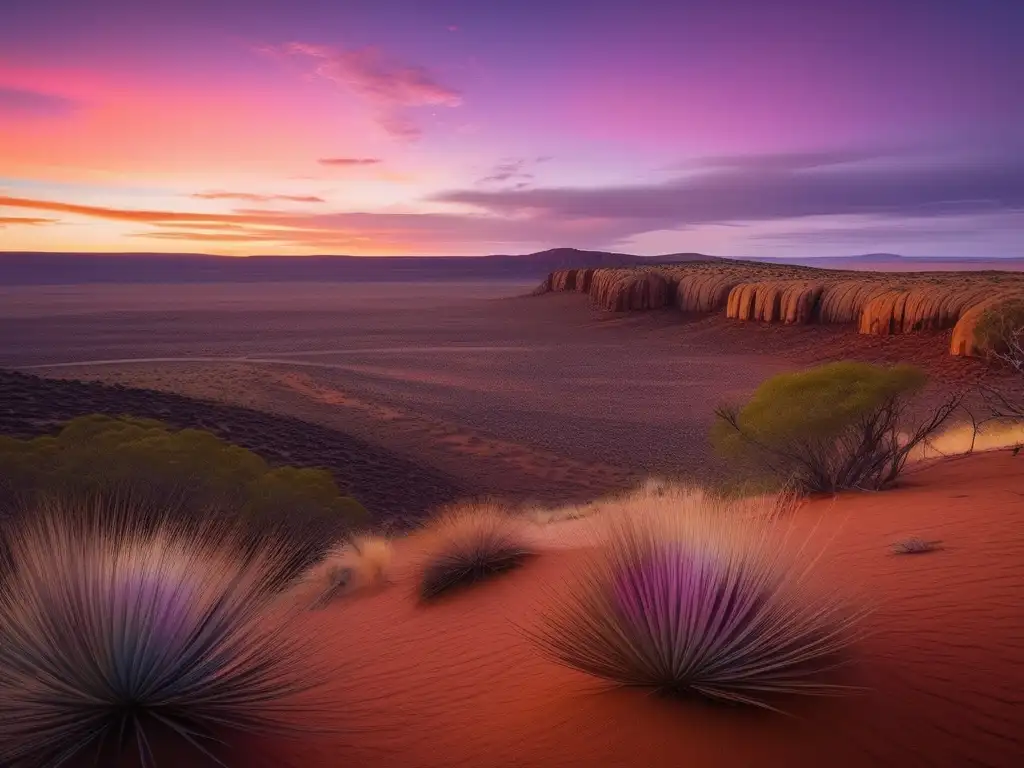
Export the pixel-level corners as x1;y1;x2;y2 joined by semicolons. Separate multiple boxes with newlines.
528;487;864;711
0;494;331;767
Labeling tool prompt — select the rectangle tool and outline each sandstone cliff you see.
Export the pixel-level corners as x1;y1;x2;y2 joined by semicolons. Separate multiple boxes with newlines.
537;260;1024;359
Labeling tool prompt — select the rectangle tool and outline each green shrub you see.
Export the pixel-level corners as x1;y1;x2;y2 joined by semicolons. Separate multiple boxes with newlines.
0;414;367;535
713;362;961;493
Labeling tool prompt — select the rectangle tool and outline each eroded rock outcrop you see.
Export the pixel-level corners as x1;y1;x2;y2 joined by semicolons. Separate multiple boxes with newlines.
725;281;825;324
676;273;742;313
949;294;1024;357
539;260;1024;357
817;281;893;324
859;285;996;336
549;269;578;292
589;269;673;311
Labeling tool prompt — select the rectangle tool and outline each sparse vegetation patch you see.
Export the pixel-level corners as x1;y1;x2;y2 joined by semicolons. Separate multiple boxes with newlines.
713;362;961;493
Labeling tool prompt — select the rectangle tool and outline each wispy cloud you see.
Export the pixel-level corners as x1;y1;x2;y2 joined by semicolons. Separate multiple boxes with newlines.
0;87;80;118
753;212;1024;245
438;151;1024;234
0;194;615;251
9;148;1019;253
318;157;382;167
684;150;883;173
264;42;462;140
191;191;325;203
0;215;58;226
478;156;553;186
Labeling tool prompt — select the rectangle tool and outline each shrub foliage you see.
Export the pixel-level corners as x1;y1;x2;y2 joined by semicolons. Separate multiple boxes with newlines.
713;362;961;493
0;414;367;533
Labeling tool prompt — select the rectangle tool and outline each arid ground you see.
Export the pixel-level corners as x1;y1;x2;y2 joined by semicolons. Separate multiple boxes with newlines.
0;280;1005;508
234;452;1021;768
2;278;1023;767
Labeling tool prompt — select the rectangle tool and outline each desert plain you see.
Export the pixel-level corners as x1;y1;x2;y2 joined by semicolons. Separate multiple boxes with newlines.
1;271;1023;767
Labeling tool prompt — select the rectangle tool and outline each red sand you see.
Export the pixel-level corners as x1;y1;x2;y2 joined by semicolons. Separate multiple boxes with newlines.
236;451;1024;768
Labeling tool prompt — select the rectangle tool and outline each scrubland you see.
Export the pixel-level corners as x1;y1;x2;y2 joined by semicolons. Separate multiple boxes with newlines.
1;277;1023;766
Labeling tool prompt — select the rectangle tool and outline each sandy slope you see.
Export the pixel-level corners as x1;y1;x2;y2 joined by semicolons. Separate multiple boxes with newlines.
230;451;1024;768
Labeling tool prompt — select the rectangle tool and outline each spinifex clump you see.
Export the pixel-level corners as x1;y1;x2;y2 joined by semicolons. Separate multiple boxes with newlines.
531;487;862;710
0;495;326;768
419;504;534;601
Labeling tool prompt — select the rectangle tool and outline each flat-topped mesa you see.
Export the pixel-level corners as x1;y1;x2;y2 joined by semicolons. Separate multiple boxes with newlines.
538;262;1024;358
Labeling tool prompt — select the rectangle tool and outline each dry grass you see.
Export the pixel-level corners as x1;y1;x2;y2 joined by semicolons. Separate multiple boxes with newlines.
303;535;394;609
0;494;327;768
418;503;535;601
528;486;864;711
891;537;943;555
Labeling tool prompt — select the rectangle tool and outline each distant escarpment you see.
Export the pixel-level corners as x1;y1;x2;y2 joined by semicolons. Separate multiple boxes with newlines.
536;261;1024;358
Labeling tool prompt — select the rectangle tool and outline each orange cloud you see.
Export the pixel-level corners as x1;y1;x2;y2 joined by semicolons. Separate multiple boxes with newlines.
0;215;57;226
0;195;250;224
191;191;325;203
318;157;382;166
0;192;620;255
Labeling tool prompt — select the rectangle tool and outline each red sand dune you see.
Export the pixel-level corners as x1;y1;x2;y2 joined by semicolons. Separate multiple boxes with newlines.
232;451;1023;768
540;262;1024;358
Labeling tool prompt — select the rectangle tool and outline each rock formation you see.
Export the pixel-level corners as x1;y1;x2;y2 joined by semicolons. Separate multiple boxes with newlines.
589;269;672;311
676;272;742;313
950;295;1024;357
537;260;1024;358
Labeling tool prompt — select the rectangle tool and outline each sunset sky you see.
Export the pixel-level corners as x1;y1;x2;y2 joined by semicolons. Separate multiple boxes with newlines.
1;0;1022;257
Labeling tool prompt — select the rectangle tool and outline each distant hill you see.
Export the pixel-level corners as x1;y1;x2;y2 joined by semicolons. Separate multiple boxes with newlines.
3;248;1020;286
748;253;1024;272
0;248;720;285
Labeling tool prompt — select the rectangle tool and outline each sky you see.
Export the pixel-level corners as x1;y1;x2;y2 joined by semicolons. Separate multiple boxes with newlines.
0;0;1022;257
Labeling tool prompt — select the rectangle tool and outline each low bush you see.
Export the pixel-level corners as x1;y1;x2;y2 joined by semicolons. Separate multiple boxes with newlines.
418;504;534;601
713;362;961;493
0;415;367;563
0;493;328;767
528;486;862;710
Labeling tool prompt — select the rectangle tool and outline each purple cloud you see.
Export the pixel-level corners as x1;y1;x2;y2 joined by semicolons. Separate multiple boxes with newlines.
0;87;80;117
436;151;1024;231
265;42;462;140
477;156;553;186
